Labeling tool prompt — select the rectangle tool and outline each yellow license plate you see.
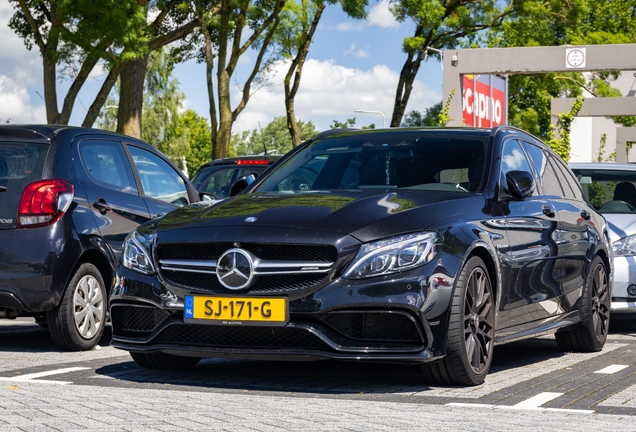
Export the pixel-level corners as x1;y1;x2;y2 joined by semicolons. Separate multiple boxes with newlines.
184;295;287;325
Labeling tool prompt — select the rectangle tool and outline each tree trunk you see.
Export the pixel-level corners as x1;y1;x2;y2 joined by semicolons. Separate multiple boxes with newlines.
117;56;148;138
284;3;324;147
42;54;60;124
82;62;125;128
391;53;422;128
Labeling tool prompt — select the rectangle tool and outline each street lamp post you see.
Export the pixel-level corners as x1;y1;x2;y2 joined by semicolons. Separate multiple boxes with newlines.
353;110;386;128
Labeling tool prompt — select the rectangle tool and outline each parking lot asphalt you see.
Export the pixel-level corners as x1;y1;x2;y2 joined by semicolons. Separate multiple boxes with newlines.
2;318;636;431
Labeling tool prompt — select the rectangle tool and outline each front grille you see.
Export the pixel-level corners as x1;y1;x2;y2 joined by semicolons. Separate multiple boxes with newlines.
154;324;329;349
111;306;174;336
157;243;337;262
156;242;338;295
324;311;423;342
161;270;326;294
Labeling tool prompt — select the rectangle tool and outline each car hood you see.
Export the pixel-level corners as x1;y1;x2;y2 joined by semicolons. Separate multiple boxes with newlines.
157;190;485;243
603;213;636;242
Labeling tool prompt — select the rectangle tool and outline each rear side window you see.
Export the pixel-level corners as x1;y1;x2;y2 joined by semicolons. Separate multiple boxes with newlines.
79;140;138;194
196;166;271;197
0;142;49;228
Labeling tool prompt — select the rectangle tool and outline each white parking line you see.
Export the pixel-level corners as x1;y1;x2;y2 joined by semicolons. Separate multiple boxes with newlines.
513;392;563;409
0;367;90;385
594;365;629;374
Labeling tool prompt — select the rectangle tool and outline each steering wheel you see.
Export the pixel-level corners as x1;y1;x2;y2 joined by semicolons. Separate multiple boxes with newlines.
599;200;636;212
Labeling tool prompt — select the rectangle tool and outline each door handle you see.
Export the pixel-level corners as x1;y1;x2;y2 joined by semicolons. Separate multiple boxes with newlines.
92;198;112;214
580;210;591;220
542;205;556;218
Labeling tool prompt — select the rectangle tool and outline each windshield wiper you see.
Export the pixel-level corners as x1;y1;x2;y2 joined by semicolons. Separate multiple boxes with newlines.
0;186;7;192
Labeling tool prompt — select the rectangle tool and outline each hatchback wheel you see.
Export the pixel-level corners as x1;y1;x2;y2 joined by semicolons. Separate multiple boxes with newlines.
130;352;201;370
423;256;495;386
556;255;609;352
48;262;107;351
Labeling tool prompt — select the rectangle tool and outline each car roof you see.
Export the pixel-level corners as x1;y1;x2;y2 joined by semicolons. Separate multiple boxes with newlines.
569;163;636;171
0;124;139;143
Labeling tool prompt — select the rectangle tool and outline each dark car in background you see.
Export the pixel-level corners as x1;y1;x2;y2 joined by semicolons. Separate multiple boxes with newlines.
0;125;203;351
111;126;611;386
190;155;281;198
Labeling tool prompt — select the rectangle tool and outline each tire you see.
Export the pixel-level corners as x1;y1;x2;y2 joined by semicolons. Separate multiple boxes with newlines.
422;256;495;386
130;352;201;370
47;262;107;351
555;255;609;352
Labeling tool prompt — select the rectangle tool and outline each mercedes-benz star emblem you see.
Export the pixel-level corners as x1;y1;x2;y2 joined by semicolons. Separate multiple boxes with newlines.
216;248;254;290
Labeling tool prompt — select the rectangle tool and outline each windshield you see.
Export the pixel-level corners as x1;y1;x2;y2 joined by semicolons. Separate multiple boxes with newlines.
254;132;489;194
571;168;636;214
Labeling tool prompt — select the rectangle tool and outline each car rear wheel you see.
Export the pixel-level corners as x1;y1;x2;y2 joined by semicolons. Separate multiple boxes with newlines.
130;352;201;370
422;256;495;386
47;262;107;351
555;255;609;352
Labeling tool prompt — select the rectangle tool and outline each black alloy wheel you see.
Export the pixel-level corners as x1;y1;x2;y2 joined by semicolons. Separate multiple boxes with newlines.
556;255;610;352
423;256;495;386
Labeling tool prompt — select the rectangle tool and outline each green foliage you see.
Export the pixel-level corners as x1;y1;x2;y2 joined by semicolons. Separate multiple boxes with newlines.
140;48;187;161
588;181;614;209
438;89;455;126
233;116;319;156
545;98;583;162
177;110;214;176
401;102;442;127
482;0;636;140
330;118;357;129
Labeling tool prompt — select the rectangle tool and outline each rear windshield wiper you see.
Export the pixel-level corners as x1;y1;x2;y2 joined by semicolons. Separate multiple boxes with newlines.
0;186;7;192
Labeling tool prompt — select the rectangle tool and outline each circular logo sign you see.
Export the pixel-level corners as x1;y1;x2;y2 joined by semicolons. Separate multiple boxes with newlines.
216;248;254;290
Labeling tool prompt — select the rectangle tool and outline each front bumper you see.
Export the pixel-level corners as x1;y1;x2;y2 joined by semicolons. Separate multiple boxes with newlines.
110;262;454;363
611;255;636;314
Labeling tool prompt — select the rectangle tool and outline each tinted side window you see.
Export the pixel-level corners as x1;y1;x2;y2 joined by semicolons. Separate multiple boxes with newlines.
128;146;189;207
79;140;138;194
521;142;564;197
551;156;583;201
501;140;535;196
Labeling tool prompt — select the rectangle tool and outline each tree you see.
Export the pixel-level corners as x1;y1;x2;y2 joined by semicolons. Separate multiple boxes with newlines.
234;115;318;155
179;109;216;175
8;0;143;125
483;0;636;141
189;0;286;160
401;102;442;127
275;0;366;147
387;0;518;127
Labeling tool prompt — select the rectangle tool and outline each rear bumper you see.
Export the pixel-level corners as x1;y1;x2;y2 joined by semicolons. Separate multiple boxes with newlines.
0;222;80;313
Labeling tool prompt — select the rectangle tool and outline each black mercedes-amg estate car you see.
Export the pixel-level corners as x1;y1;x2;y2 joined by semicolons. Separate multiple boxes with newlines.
111;126;612;385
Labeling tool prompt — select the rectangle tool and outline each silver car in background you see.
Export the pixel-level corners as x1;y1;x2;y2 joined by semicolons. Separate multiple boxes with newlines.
570;163;636;317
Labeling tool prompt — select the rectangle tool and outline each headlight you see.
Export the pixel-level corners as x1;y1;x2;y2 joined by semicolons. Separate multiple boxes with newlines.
343;232;439;279
613;234;636;257
122;229;156;275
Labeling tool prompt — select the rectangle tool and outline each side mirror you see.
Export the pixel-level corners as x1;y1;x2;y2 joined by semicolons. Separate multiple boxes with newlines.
199;192;218;202
229;172;258;196
506;170;535;200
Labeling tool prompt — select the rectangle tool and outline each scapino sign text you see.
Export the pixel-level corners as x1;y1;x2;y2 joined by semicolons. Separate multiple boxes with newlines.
462;74;507;127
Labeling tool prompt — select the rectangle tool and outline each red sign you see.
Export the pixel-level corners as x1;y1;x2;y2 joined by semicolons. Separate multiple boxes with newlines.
462;74;506;127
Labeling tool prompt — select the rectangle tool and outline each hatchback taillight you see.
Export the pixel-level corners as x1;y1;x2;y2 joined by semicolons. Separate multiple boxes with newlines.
17;179;74;228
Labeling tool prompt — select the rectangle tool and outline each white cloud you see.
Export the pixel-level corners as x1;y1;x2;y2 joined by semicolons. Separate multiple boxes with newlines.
0;74;46;123
368;0;400;30
232;59;440;132
344;43;369;58
335;21;365;32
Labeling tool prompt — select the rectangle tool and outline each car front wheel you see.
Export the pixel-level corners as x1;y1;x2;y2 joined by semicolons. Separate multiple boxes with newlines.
422;256;495;386
48;262;107;351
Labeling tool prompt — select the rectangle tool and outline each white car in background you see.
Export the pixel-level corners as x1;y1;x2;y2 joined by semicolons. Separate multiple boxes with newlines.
570;163;636;317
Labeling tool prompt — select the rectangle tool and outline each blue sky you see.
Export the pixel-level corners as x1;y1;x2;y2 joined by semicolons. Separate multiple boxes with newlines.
0;0;443;133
